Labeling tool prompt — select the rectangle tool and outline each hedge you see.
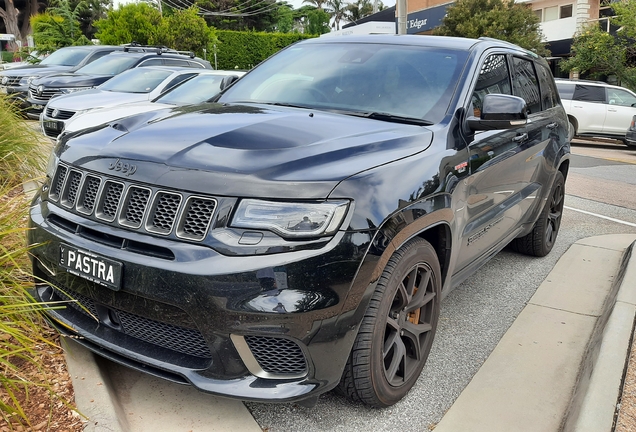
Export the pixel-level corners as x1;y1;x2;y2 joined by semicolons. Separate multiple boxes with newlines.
214;30;317;70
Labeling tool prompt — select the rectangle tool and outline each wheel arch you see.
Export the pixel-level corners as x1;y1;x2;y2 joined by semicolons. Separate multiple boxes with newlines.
567;115;578;134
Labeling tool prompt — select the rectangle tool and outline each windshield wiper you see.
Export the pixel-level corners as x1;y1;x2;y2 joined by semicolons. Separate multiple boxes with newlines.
340;110;433;126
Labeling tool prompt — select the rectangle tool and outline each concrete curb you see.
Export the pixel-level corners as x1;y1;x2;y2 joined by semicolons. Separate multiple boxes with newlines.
564;241;636;431
62;338;130;432
434;235;636;432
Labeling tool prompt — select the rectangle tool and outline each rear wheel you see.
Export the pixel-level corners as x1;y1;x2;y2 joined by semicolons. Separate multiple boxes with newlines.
512;171;565;257
568;119;575;142
338;237;441;407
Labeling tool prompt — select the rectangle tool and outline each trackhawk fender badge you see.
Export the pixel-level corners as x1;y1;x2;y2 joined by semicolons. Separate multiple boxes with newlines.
467;217;503;245
108;158;137;176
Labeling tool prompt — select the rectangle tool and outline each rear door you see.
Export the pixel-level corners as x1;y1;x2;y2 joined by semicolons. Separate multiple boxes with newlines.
570;84;607;134
603;87;636;135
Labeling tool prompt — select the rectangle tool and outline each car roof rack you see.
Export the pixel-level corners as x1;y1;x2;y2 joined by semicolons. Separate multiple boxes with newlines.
121;42;195;58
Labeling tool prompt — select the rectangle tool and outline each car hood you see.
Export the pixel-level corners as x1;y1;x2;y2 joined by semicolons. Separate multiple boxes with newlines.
49;90;150;111
0;65;72;77
59;103;434;199
33;73;112;88
64;101;168;133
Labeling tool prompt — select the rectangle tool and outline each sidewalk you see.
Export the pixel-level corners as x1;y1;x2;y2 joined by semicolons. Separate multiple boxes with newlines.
62;234;636;432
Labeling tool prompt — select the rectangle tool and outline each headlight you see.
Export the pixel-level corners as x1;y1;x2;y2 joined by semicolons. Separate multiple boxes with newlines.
60;87;93;94
45;152;57;179
231;199;349;238
20;75;38;85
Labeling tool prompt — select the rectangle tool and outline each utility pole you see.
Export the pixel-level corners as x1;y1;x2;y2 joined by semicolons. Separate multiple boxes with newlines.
373;0;378;13
397;0;407;34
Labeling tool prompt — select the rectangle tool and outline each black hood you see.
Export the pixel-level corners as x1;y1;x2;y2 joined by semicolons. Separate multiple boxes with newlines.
32;73;112;88
0;65;73;78
59;103;434;199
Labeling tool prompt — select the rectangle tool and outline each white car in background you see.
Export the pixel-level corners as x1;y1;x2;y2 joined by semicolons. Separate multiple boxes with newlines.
40;67;218;138
556;78;636;145
60;70;245;136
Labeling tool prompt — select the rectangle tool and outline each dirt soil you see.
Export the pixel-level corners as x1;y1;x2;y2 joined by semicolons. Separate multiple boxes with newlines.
616;329;636;431
0;330;84;432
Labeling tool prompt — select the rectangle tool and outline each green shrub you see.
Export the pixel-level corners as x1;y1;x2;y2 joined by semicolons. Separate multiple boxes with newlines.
215;30;316;70
1;51;13;63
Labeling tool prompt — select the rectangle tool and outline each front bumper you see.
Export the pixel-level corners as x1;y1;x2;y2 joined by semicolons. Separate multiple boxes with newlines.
626;130;636;146
28;189;374;402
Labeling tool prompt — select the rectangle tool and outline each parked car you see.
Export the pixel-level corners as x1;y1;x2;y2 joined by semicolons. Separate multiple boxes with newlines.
59;70;246;136
28;35;569;408
0;51;44;70
39;67;223;139
626;115;636;147
0;45;122;110
556;78;636;145
27;48;212;119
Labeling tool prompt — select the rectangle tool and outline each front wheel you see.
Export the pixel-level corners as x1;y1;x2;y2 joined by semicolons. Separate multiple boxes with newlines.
338;237;441;407
512;171;565;257
568;119;575;142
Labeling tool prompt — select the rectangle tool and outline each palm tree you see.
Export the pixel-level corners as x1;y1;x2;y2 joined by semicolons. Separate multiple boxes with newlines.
302;0;327;10
326;0;346;30
346;0;372;22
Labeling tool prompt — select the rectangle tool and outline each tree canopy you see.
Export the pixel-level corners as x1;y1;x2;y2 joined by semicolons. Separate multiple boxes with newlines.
94;2;162;46
435;0;548;56
561;0;636;89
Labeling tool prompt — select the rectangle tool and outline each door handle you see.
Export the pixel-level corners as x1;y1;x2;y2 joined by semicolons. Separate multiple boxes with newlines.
546;122;558;129
608;108;618;112
512;133;528;143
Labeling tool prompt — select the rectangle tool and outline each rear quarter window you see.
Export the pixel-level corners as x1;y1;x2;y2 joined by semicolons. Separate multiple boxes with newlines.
556;82;574;100
573;84;606;103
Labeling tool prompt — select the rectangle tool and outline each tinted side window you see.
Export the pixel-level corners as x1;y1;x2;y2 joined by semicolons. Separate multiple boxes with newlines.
140;58;164;67
537;64;559;109
556;82;574;100
164;59;191;67
188;61;206;69
511;57;541;114
86;50;116;64
471;54;512;117
573;85;605;103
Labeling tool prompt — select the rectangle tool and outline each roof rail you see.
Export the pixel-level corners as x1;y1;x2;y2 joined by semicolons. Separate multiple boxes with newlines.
120;43;195;58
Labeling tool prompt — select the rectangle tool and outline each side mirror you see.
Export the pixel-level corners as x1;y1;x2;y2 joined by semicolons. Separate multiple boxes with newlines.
468;94;528;131
219;75;240;91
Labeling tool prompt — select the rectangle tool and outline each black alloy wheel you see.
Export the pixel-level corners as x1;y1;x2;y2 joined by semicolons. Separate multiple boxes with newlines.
338;237;441;407
512;170;565;257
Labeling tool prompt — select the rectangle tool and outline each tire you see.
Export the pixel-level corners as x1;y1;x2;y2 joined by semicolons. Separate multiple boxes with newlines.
512;171;565;257
338;237;441;407
568;119;575;142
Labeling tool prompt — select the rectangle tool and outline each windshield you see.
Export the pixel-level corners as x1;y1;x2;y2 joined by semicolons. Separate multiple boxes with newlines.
100;68;174;93
76;55;139;76
40;48;89;67
220;42;469;123
156;74;227;105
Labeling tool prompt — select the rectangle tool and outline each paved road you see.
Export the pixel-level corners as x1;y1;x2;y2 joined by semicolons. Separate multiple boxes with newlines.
245;140;636;431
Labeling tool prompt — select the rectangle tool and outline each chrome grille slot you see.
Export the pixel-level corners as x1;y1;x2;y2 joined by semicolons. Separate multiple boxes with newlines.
29;85;61;102
177;196;217;241
60;170;82;208
119;186;151;229
77;175;101;215
45;107;76;120
146;192;182;235
4;76;20;86
50;165;68;201
96;181;124;222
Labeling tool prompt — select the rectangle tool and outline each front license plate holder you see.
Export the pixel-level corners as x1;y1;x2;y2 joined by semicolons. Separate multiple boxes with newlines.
58;243;123;291
43;120;63;131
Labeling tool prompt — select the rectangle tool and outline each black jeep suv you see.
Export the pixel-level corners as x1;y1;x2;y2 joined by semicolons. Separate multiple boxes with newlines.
28;35;569;408
26;48;212;118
